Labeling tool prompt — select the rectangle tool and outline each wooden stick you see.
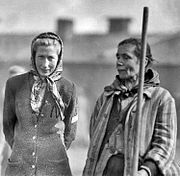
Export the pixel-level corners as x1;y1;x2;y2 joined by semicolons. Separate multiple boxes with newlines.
131;7;149;176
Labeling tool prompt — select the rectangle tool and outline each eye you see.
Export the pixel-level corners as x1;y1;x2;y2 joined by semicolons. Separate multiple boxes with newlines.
116;53;120;60
48;56;54;61
37;56;44;60
122;54;131;60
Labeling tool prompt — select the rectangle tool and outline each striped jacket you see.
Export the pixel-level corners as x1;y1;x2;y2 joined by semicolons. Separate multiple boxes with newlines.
83;69;180;176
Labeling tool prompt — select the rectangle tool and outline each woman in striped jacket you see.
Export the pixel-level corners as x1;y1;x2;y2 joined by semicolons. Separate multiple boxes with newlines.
83;38;180;176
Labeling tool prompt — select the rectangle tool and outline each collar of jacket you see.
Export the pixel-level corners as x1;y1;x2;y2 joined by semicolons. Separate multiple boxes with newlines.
104;68;160;99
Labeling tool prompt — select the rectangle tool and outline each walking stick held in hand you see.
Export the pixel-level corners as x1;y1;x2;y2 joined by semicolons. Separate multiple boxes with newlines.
131;7;149;176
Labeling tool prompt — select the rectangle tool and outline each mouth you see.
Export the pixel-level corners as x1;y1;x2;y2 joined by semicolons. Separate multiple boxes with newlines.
117;66;126;71
40;69;50;73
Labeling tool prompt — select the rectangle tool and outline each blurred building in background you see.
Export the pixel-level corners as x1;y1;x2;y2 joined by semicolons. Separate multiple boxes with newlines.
0;17;180;175
1;17;180;135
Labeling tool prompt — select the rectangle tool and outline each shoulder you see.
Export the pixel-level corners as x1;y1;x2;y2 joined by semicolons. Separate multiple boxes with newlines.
59;77;75;88
94;91;108;108
56;76;76;97
58;77;76;91
147;86;175;104
6;72;30;89
158;87;175;104
154;86;173;99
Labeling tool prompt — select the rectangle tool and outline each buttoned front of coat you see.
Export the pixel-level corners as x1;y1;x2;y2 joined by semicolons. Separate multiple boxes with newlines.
3;72;77;176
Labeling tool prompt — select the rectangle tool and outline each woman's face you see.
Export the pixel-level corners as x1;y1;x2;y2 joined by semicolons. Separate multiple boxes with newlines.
35;45;59;77
116;44;140;79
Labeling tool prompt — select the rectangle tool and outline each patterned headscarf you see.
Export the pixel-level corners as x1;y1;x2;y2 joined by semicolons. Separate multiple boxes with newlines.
30;32;65;120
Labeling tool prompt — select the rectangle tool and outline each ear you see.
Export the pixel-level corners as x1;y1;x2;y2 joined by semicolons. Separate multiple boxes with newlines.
145;57;148;67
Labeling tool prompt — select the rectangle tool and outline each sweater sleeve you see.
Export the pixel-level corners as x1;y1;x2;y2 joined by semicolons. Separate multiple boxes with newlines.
144;93;177;175
63;83;78;149
3;79;17;148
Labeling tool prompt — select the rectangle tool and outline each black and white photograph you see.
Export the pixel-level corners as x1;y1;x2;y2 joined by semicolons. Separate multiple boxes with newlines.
0;0;180;175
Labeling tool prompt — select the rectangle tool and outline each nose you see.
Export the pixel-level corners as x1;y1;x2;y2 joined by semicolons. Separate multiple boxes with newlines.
117;57;124;66
117;61;123;66
42;58;49;68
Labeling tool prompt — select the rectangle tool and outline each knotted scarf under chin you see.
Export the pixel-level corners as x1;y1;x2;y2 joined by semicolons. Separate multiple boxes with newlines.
31;72;65;120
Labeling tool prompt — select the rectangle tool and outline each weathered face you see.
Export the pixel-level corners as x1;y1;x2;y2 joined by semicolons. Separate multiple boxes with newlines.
116;44;140;79
35;45;59;77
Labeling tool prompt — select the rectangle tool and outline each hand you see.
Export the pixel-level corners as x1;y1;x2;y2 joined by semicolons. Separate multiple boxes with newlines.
137;169;149;176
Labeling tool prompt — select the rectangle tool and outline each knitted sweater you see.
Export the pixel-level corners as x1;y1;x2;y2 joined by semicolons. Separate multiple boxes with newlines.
3;72;78;176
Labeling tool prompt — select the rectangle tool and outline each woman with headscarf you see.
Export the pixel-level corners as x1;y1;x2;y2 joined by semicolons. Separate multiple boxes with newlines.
3;32;78;176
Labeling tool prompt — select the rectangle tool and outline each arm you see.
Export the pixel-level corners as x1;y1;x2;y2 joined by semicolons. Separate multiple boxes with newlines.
3;79;17;148
63;83;78;149
142;95;177;175
89;93;104;139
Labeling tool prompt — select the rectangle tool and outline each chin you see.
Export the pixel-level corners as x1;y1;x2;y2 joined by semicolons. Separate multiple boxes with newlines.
39;73;50;77
118;74;128;79
119;75;133;80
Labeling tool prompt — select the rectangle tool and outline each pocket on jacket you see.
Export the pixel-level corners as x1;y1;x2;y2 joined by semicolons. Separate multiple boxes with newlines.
5;159;23;176
45;158;72;176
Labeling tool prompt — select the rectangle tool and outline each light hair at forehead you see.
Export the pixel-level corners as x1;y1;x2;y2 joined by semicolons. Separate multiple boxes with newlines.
33;38;61;55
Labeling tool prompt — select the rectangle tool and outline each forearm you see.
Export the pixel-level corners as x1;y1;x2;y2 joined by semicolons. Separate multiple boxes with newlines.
3;79;16;148
64;121;77;149
144;99;177;174
3;118;15;148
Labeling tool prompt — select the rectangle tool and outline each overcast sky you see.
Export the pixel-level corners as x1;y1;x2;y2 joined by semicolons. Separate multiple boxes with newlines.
0;0;180;34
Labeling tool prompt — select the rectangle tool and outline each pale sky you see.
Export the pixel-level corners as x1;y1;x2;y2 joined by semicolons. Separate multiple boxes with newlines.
0;0;179;34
